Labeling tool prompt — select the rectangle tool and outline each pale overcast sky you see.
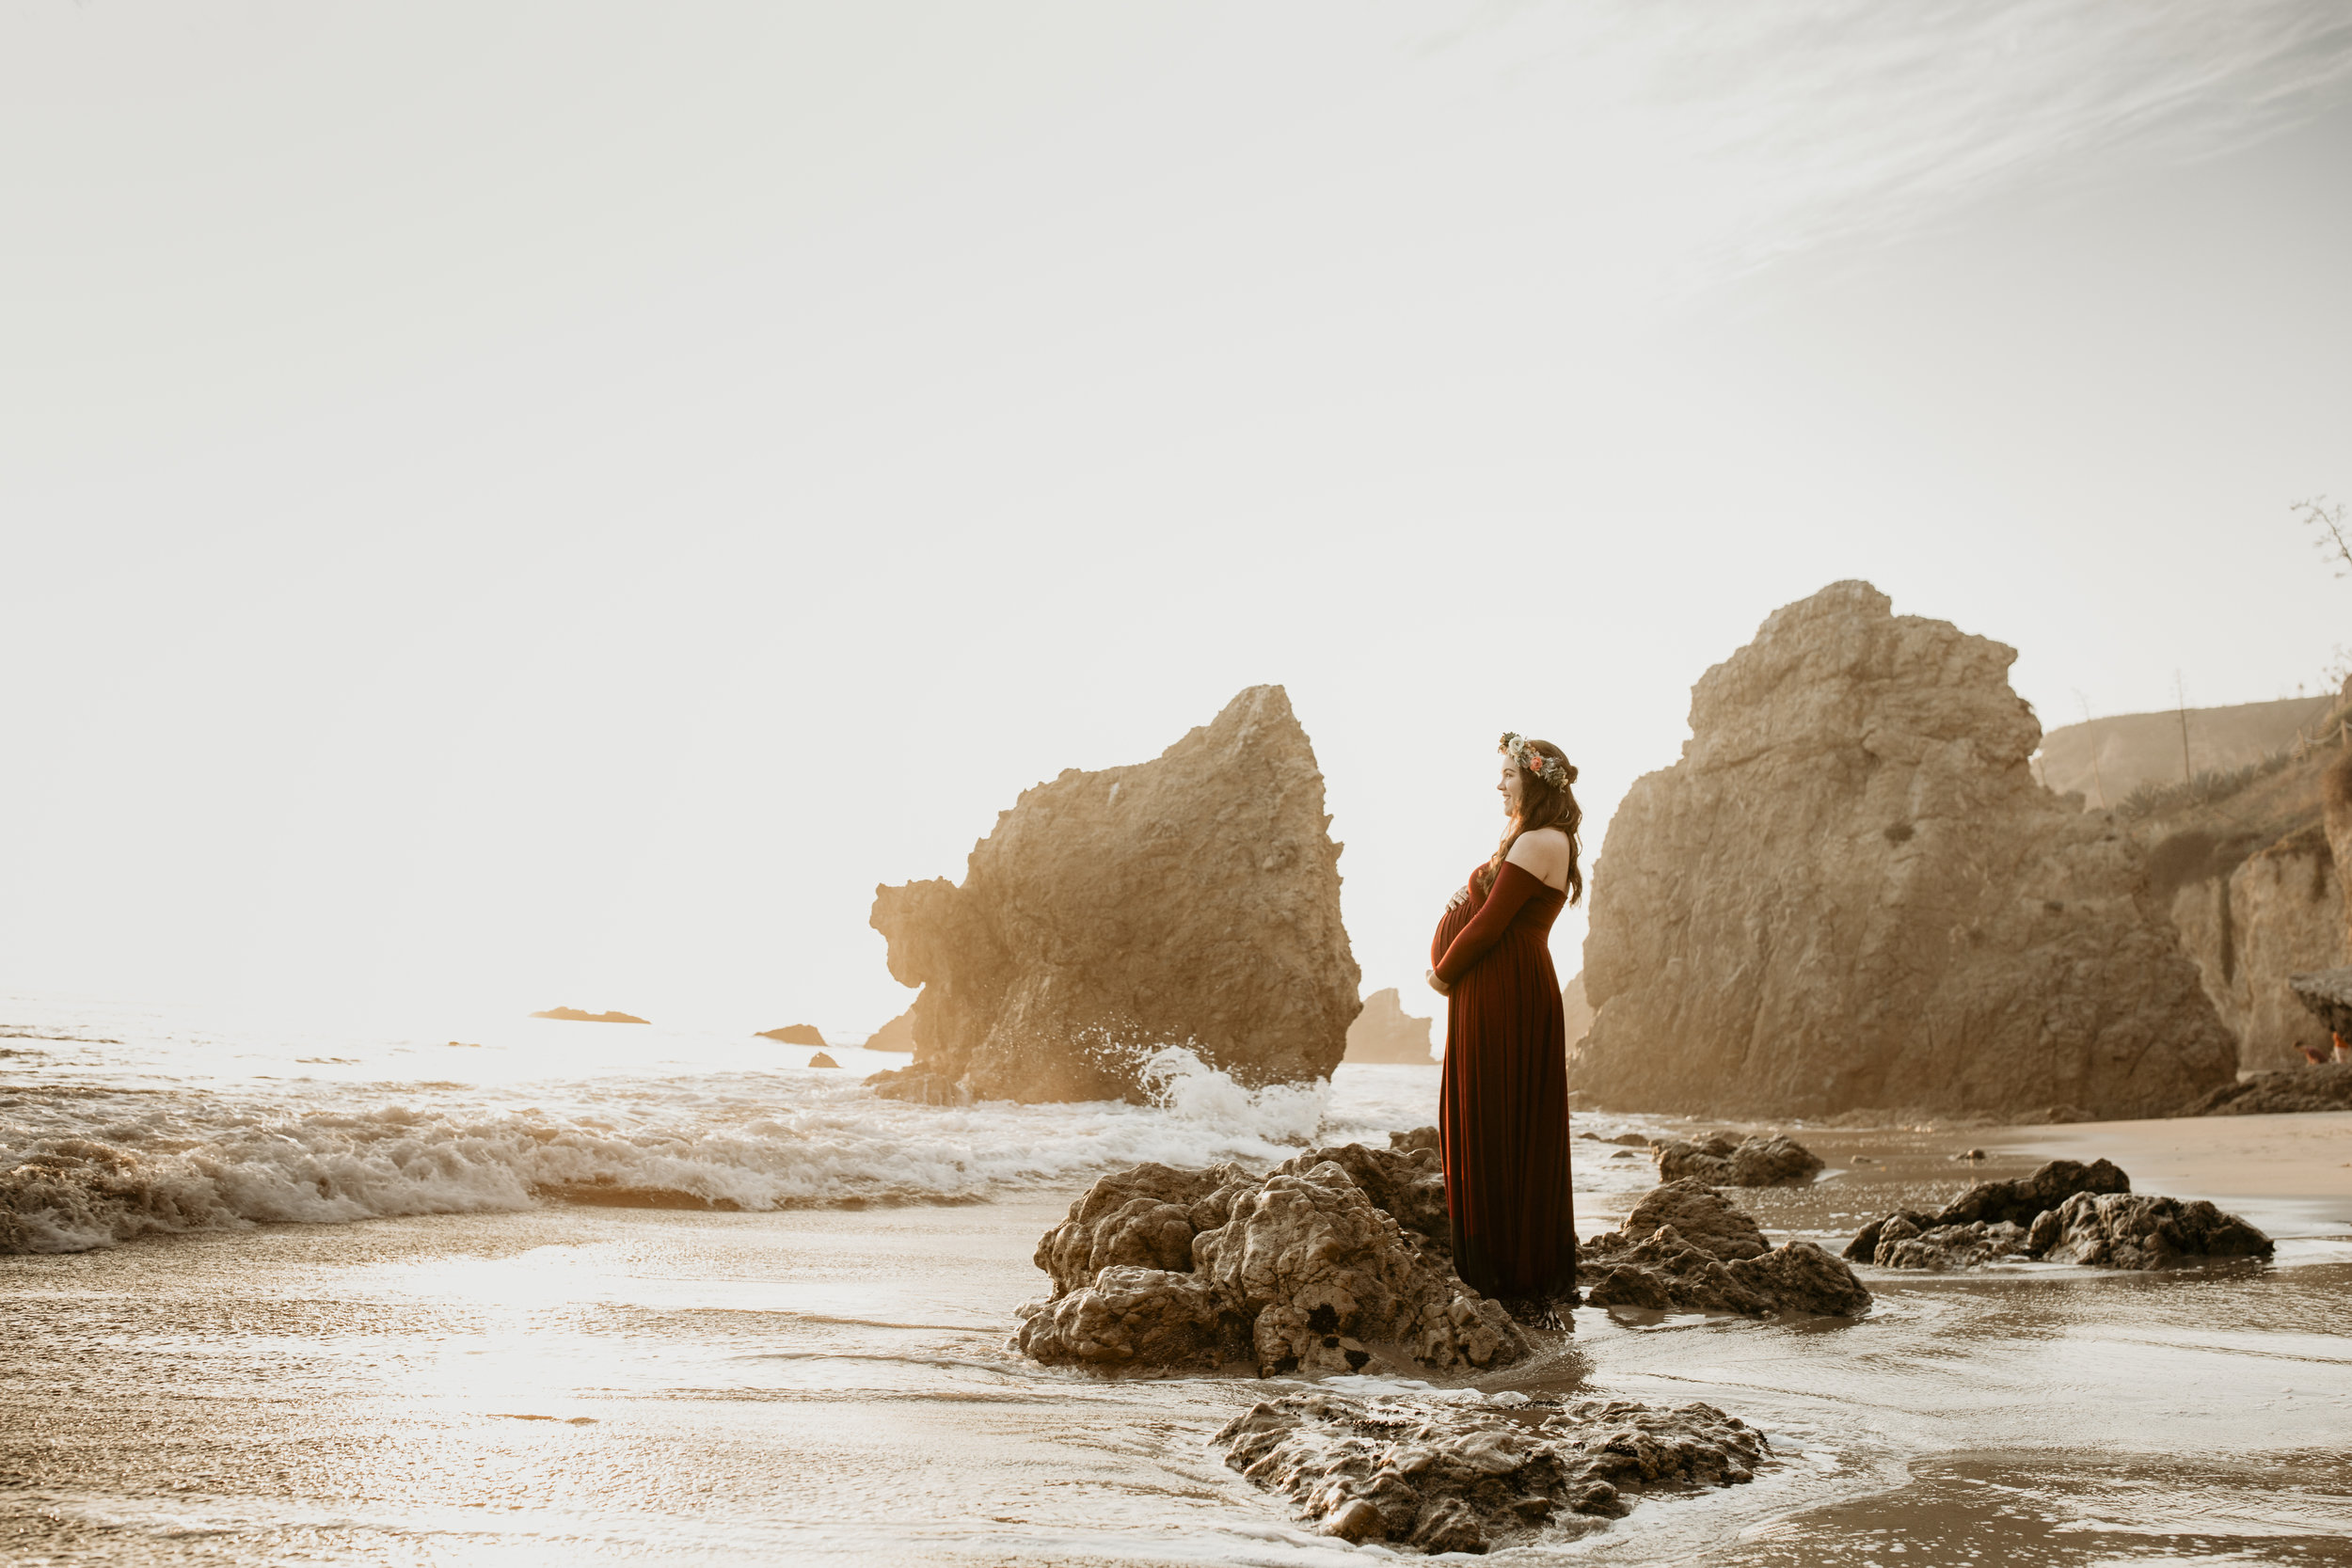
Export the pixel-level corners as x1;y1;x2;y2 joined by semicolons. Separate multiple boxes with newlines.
5;2;2350;1036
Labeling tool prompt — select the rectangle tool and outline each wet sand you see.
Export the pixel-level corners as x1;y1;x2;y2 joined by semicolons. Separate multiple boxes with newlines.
4;1112;2349;1564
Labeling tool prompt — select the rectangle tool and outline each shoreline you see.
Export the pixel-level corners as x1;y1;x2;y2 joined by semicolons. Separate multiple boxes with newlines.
5;1102;2349;1564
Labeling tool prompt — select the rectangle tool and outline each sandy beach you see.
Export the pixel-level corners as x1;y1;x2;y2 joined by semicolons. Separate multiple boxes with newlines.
7;1100;2347;1566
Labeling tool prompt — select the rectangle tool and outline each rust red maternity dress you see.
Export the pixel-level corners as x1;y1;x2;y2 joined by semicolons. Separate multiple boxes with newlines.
1431;860;1577;1304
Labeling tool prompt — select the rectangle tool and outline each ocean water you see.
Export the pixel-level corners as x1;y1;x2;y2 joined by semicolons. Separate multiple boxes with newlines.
5;990;2351;1565
7;992;1636;1255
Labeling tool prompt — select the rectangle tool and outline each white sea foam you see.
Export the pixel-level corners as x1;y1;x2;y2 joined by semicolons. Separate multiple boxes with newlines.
0;994;1453;1253
1;992;1675;1255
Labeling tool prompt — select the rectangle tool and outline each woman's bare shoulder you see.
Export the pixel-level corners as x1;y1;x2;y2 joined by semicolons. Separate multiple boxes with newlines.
1505;827;1571;877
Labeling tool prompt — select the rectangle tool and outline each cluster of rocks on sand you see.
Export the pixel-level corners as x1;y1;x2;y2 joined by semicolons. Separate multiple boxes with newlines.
869;686;1360;1103
1845;1158;2274;1271
1014;1136;1524;1377
1213;1391;1768;1554
1015;1125;2297;1555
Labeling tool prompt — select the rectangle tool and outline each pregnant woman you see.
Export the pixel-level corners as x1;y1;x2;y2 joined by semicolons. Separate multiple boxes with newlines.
1426;732;1582;1323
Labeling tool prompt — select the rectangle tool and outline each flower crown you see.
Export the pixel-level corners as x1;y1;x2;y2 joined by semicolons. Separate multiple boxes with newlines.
1501;732;1571;790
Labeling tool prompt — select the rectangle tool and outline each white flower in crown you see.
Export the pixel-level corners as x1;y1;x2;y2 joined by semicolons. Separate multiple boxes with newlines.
1500;731;1570;790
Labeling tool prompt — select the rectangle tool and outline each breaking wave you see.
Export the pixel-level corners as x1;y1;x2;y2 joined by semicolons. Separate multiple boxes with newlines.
0;1045;1429;1255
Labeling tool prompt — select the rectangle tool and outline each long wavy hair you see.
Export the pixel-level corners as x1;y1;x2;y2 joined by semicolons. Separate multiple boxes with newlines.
1476;737;1584;904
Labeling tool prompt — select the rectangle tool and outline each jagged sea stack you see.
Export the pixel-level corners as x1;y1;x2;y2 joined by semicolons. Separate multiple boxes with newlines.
1575;582;2233;1120
870;686;1360;1101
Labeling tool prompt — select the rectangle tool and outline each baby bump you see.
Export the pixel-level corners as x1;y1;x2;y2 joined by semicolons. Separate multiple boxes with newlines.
1431;895;1476;963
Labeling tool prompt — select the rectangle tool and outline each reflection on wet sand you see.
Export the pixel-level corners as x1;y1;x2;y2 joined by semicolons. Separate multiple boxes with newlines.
1;1112;2347;1564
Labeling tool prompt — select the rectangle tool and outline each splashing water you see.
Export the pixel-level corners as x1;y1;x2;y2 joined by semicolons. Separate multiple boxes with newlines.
0;998;1442;1254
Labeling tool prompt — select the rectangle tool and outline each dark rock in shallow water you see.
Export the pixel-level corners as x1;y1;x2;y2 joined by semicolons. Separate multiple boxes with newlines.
1863;1215;2036;1270
1587;1180;1770;1261
1651;1132;1823;1187
805;1051;839;1069
1847;1158;2271;1270
1013;1266;1241;1370
2031;1191;2275;1268
1033;1162;1245;1296
1935;1157;2132;1227
1014;1153;1528;1375
1213;1390;1770;1553
757;1023;827;1046
2180;1060;2352;1116
1843;1157;2132;1265
1578;1180;1870;1318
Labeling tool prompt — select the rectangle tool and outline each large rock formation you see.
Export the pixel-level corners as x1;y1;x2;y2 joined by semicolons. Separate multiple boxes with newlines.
1343;988;1435;1064
1214;1391;1770;1553
870;686;1359;1102
2163;833;2344;1072
2185;971;2352;1110
1013;1148;1529;1377
1575;582;2234;1120
863;1009;915;1053
2130;689;2352;1074
2182;1060;2352;1115
1562;971;1594;1047
2327;736;2352;939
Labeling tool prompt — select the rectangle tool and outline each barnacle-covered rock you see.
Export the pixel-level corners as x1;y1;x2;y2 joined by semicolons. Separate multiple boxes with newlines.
1845;1158;2130;1267
1031;1161;1248;1296
1582;1179;1770;1263
1579;1180;1870;1318
1651;1132;1823;1187
1012;1267;1243;1370
1864;1216;2035;1270
1213;1390;1770;1553
2031;1191;2274;1268
1269;1138;1450;1255
1013;1150;1530;1375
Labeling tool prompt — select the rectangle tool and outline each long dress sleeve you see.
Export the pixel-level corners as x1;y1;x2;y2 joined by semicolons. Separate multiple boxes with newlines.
1434;862;1546;985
